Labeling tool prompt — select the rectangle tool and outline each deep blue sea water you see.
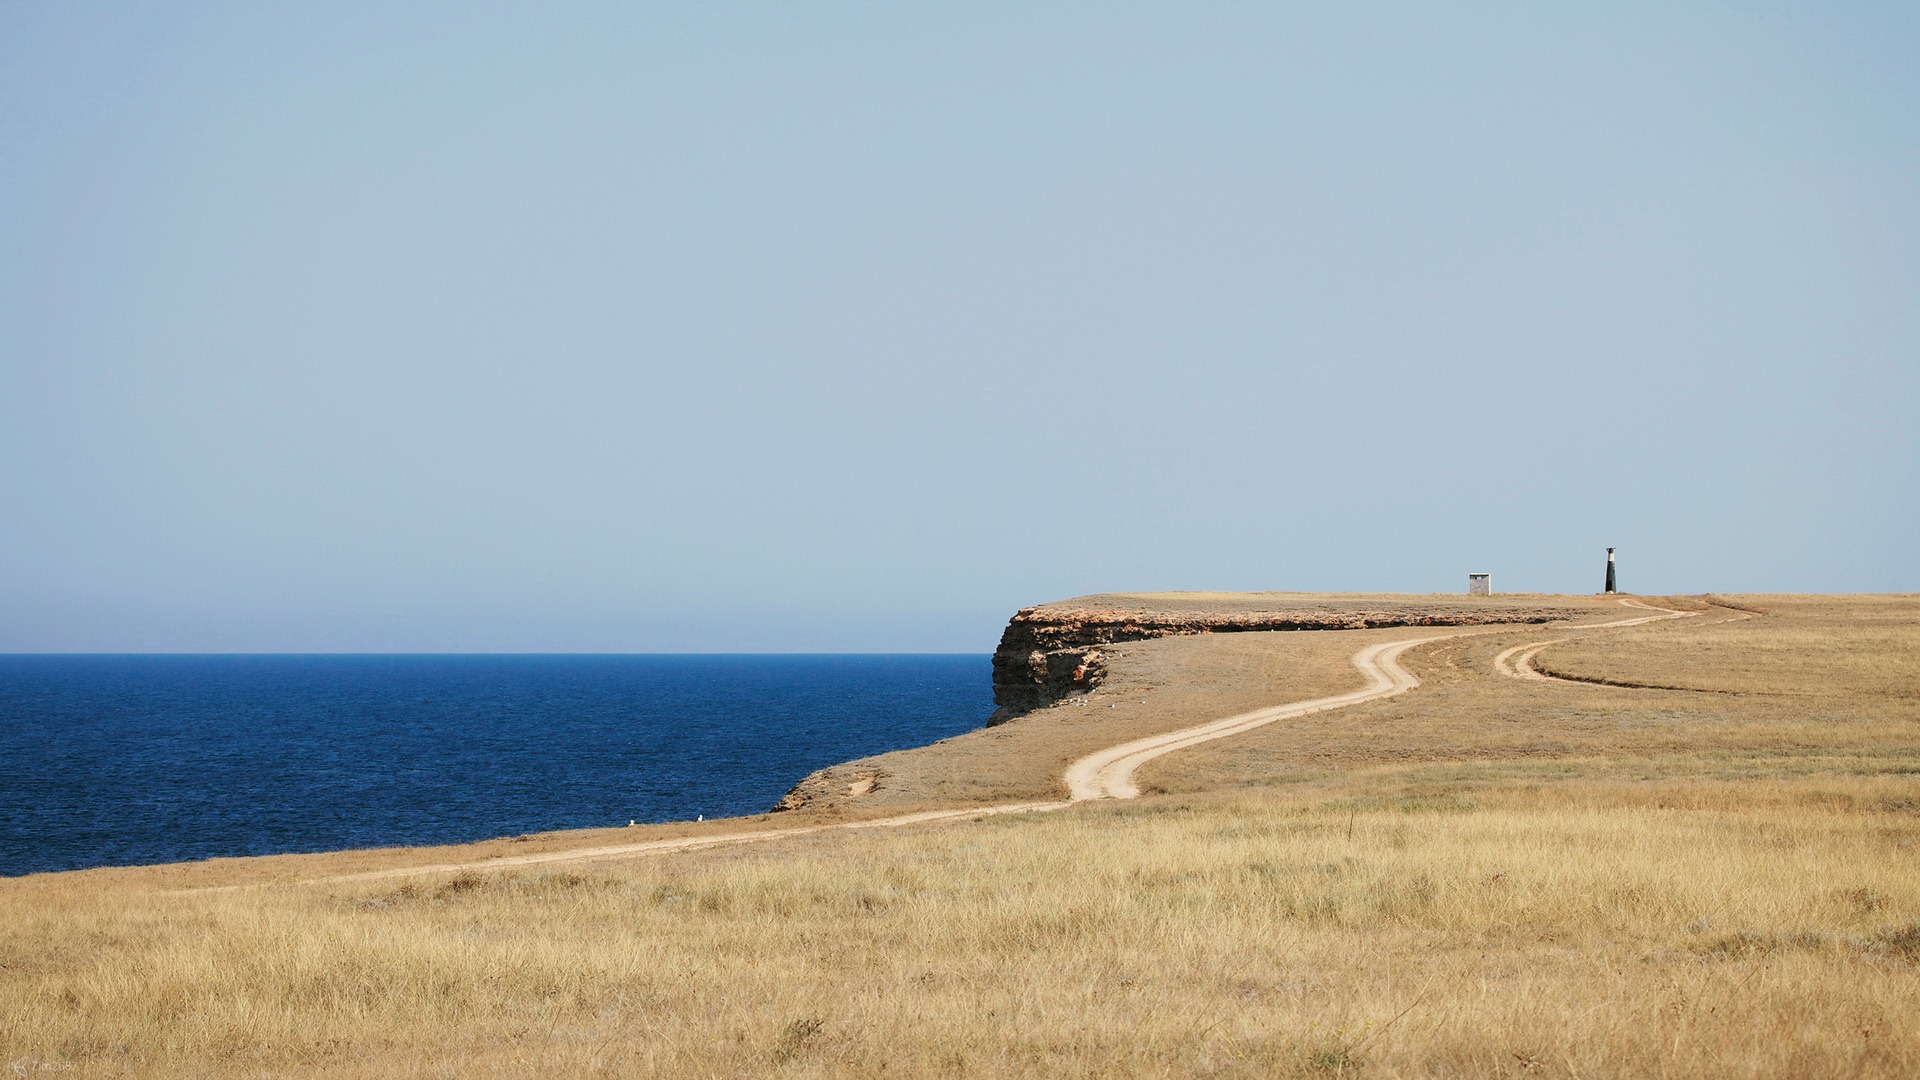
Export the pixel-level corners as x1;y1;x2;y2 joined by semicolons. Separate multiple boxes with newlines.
0;654;993;877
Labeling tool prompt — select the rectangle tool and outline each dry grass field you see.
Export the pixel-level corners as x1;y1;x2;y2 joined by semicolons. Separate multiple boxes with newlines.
2;593;1915;1077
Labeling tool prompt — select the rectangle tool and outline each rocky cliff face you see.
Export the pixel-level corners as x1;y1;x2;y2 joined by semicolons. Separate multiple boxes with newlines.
988;601;1579;721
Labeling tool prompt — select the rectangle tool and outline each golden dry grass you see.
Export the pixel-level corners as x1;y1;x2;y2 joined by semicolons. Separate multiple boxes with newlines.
1543;594;1920;705
2;593;1915;1077
1144;596;1918;797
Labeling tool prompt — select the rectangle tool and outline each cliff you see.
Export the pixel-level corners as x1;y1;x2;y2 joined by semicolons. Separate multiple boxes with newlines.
988;595;1589;720
771;592;1603;812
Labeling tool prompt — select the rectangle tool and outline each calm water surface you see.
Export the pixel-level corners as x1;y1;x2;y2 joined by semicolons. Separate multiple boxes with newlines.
0;654;992;876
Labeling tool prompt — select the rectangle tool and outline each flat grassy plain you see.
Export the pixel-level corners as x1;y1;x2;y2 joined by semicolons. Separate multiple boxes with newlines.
2;594;1915;1077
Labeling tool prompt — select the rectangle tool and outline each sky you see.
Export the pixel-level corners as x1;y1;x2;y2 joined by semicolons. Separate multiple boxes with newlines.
2;4;1916;652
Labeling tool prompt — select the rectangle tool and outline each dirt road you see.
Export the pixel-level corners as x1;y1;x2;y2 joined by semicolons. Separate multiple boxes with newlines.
1062;636;1433;800
311;599;1688;886
1492;598;1702;683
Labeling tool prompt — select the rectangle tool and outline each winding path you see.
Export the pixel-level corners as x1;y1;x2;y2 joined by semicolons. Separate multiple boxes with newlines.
1492;599;1699;684
1063;636;1433;800
309;599;1688;886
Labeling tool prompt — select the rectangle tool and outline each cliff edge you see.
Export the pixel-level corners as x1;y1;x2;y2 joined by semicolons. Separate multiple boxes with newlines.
987;592;1592;721
772;591;1608;812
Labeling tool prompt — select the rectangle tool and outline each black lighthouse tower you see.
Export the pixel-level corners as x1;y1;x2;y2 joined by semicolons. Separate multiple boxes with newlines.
1604;548;1617;594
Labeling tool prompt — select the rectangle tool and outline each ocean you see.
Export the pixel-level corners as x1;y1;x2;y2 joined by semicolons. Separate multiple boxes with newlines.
0;654;993;877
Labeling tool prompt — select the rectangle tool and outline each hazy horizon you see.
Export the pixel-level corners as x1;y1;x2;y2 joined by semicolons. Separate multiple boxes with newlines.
4;5;1916;652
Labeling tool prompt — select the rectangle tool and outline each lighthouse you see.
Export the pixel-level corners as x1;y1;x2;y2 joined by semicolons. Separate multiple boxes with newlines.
1604;548;1617;594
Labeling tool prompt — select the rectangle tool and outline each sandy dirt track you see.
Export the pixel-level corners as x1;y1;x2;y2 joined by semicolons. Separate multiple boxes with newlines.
309;599;1688;886
1063;636;1431;800
1491;598;1706;683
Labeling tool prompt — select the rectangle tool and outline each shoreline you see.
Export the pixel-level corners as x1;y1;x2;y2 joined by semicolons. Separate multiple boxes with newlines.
11;594;1916;1079
2;592;1702;888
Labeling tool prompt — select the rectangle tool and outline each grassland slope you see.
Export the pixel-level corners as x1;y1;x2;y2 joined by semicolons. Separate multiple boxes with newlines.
2;593;1915;1078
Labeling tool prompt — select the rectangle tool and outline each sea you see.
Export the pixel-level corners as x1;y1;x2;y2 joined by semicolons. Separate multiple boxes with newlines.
0;654;993;877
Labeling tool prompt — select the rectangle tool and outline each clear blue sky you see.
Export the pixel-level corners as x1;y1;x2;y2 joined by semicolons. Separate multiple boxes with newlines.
3;4;1915;651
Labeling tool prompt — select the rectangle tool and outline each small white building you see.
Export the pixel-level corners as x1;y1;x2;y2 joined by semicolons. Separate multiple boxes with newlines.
1467;573;1491;596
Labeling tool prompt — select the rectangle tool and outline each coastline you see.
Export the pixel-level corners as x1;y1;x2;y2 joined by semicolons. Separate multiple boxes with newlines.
3;591;1647;890
12;593;1916;1078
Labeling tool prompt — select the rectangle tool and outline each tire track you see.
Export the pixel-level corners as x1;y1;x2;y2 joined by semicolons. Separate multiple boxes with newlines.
298;600;1694;886
1492;598;1744;688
